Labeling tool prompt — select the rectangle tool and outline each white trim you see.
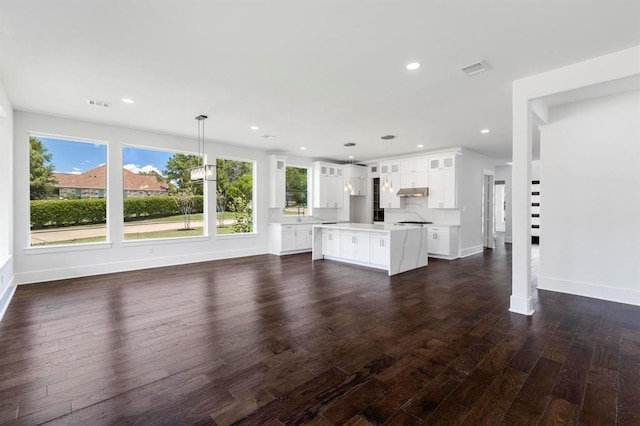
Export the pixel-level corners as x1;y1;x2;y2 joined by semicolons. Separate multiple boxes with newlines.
0;277;16;321
121;236;210;247
509;295;535;316
460;245;483;258
0;255;15;321
25;241;113;254
215;232;259;240
538;276;640;307
16;246;269;285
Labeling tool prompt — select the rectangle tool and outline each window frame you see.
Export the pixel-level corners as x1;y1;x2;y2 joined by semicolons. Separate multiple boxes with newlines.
26;132;110;250
285;164;310;217
121;144;207;242
215;155;257;237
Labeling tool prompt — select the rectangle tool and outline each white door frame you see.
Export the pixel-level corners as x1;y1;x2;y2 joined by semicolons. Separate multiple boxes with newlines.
482;169;495;249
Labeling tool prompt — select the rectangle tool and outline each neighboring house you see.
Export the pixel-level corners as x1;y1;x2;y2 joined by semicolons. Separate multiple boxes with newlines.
52;164;169;199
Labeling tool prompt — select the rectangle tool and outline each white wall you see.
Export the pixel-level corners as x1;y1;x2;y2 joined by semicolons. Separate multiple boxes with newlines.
13;111;271;284
0;78;15;319
458;149;496;257
538;90;640;305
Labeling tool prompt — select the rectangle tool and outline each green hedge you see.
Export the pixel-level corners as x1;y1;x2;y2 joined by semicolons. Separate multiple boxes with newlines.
30;196;204;228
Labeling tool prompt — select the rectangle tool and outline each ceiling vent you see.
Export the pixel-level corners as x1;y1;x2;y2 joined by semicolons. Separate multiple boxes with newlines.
381;135;396;140
86;99;111;108
344;142;356;147
460;61;491;76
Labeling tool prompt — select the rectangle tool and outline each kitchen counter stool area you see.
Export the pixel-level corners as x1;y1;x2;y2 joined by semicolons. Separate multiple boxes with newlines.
312;223;429;276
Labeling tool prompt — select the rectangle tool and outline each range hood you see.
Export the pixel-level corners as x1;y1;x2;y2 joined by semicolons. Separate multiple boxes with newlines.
396;187;428;197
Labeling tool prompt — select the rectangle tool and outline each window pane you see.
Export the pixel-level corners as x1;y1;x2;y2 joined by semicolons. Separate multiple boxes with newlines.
216;158;254;234
123;147;204;241
29;135;107;246
285;166;308;216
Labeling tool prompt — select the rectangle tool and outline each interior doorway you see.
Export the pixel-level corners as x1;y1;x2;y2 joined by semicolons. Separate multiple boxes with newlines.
494;180;506;232
482;172;495;249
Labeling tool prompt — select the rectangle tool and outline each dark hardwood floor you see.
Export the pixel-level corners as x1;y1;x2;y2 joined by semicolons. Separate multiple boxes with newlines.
0;241;638;425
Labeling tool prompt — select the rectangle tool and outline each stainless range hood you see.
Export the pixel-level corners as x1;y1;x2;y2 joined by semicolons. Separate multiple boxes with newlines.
396;187;428;197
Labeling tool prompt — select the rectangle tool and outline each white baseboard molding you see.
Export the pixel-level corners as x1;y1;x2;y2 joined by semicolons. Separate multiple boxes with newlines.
0;256;16;321
16;246;270;285
460;245;483;258
538;275;640;306
505;236;513;244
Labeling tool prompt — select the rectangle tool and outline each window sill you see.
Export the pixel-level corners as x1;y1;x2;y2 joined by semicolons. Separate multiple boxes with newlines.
122;235;210;247
215;232;258;240
25;241;113;255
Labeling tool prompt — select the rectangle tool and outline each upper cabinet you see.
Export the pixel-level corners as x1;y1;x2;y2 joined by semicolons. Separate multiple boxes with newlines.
313;161;344;208
427;153;458;209
344;165;367;196
400;156;428;188
379;160;401;208
268;155;286;209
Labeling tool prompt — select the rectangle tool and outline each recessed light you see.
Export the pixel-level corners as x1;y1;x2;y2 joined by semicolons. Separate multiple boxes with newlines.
250;126;259;131
121;98;135;104
348;155;354;159
300;146;306;150
480;129;490;134
506;162;513;166
417;144;424;148
406;62;421;70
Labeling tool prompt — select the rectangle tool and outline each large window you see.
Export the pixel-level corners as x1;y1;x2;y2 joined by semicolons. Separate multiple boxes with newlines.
216;158;254;234
123;147;205;240
29;135;107;246
285;166;308;216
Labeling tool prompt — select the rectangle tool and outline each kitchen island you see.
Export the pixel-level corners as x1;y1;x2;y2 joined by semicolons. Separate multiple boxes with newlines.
312;223;428;276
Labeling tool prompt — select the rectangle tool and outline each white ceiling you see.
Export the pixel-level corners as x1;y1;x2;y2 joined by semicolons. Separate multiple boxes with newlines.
1;0;639;163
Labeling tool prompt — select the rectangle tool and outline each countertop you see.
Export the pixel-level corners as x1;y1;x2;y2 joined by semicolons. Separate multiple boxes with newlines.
313;222;426;232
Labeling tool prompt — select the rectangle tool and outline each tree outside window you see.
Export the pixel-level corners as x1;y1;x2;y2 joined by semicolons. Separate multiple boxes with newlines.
216;158;254;234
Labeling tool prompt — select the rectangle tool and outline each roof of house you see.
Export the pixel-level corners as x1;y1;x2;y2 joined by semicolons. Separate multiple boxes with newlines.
52;164;169;191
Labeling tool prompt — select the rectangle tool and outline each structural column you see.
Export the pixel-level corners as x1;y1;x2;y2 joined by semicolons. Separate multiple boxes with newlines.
510;94;534;315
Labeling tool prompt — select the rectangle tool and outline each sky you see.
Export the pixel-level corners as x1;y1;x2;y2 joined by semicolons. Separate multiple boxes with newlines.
40;137;174;176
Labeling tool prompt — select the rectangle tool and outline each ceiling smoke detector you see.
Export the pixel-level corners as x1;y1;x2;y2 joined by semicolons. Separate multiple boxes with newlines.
460;61;491;76
86;99;111;108
381;135;396;140
343;142;356;147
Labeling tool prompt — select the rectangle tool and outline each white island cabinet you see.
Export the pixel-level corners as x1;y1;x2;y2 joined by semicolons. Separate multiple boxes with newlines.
312;223;428;276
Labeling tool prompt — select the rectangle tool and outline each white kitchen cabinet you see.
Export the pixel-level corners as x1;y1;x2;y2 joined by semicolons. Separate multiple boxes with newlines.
269;223;317;255
379;161;401;209
400;156;428;188
428;154;458;209
313;162;345;208
344;165;367;196
268;155;286;209
427;226;459;259
322;228;341;257
281;226;296;252
340;230;371;263
295;225;313;250
370;232;389;267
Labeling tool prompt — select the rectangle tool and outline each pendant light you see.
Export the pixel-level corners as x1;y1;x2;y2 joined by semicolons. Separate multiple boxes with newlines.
190;115;216;181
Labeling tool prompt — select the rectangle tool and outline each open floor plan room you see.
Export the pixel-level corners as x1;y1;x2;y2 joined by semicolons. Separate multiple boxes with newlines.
1;243;638;425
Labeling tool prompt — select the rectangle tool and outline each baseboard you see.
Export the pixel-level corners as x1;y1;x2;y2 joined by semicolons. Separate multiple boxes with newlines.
0;256;16;321
16;246;270;285
505;236;512;244
460;245;483;258
538;275;640;306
